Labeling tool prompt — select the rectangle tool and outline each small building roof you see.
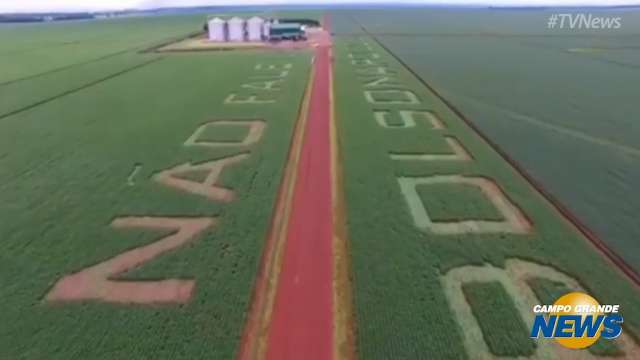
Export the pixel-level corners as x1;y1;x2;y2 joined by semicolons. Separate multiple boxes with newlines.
270;23;302;30
208;17;225;23
228;16;244;23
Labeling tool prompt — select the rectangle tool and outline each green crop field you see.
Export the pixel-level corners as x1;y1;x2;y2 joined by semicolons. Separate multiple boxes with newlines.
0;14;311;359
332;29;640;359
332;8;640;274
462;281;536;357
0;52;162;118
0;15;209;119
0;15;204;84
2;7;639;360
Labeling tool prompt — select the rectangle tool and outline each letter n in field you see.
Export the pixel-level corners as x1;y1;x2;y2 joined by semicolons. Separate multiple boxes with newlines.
45;217;215;304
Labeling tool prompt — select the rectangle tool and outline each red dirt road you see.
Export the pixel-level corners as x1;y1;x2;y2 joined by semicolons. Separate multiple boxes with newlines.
265;37;335;360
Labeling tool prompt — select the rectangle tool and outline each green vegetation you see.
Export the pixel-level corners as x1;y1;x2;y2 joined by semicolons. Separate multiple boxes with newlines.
418;183;504;222
0;15;203;84
0;15;210;119
0;14;311;359
462;281;536;357
0;52;161;118
333;28;640;359
332;8;640;273
3;7;639;359
197;123;251;143
331;8;640;36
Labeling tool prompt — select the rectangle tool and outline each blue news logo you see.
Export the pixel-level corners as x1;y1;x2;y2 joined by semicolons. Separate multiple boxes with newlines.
530;292;623;349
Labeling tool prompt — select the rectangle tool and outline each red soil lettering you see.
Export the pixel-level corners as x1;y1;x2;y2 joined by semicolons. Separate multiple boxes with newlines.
45;217;215;304
153;153;249;202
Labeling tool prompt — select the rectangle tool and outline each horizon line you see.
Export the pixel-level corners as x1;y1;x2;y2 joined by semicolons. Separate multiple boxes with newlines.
2;2;640;15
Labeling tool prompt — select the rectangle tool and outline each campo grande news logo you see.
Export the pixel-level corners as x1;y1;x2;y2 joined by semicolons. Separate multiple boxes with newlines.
530;292;624;349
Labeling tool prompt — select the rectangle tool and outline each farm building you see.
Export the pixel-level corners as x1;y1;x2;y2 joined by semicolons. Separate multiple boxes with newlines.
247;16;265;41
207;17;226;41
202;16;312;43
269;23;306;41
227;17;245;42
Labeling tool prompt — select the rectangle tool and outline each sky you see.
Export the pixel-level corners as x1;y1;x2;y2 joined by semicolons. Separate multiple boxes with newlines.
0;0;637;13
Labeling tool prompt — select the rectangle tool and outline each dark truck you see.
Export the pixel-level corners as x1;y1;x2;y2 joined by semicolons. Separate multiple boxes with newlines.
269;23;306;41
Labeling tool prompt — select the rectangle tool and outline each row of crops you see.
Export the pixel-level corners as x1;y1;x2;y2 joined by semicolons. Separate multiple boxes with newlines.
333;35;640;359
0;14;204;84
0;45;311;358
331;7;640;280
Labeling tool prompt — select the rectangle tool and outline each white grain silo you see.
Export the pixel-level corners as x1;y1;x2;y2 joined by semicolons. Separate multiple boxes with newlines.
207;17;226;42
247;16;265;42
227;17;245;42
262;21;271;40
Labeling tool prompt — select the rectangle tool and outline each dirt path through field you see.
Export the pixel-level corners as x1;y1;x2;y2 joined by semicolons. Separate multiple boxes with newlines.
239;16;352;360
264;19;337;360
237;57;315;360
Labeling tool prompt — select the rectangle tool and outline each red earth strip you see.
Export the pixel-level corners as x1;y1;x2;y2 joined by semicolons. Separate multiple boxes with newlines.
265;41;335;359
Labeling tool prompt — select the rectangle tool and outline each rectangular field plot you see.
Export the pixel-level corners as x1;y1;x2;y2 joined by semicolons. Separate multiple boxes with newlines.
462;281;536;357
333;29;640;360
415;180;504;222
185;120;265;148
0;49;311;359
399;176;530;234
194;121;252;143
